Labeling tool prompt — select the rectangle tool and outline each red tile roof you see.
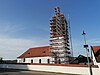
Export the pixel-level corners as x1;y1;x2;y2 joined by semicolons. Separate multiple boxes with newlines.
18;46;50;58
91;46;100;62
91;46;100;53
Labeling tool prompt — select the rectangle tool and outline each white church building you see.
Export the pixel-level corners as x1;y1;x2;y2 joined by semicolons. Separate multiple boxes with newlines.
17;46;52;64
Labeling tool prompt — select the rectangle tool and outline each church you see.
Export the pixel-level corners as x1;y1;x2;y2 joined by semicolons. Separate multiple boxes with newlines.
17;46;52;64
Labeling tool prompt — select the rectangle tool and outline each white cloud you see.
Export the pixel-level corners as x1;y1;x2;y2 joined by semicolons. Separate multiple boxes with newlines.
0;23;16;33
88;38;100;45
0;37;49;60
0;22;49;60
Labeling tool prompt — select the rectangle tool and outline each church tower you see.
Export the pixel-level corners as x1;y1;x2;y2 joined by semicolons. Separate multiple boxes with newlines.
50;7;71;64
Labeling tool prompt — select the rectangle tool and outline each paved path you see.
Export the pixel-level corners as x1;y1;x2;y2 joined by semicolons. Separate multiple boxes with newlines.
0;68;79;75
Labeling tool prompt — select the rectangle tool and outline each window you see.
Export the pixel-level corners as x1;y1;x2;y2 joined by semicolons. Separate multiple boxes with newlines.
39;59;41;63
23;58;25;62
47;59;50;64
95;49;100;62
58;59;61;64
31;59;33;63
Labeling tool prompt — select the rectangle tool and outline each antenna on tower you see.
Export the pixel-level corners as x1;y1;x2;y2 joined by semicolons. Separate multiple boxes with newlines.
68;14;73;57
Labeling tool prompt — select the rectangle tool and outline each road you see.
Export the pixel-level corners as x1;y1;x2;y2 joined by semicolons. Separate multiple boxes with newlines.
0;68;79;75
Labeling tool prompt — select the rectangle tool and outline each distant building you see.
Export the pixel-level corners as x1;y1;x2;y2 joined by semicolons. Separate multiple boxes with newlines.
91;46;100;63
17;46;52;64
70;55;91;64
70;46;100;64
50;7;71;64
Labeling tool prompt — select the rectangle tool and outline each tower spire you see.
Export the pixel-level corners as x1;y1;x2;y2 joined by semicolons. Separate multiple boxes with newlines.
54;6;61;14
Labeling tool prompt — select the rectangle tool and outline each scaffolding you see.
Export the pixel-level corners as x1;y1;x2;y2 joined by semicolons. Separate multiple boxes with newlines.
50;7;71;64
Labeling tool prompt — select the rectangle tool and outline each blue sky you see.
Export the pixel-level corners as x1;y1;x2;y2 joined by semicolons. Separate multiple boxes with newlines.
0;0;100;59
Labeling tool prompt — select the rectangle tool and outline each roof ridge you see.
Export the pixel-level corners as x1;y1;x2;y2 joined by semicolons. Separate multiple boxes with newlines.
29;45;50;49
92;45;100;47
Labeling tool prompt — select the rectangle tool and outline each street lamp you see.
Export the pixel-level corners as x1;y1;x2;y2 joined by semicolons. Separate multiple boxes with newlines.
82;30;93;75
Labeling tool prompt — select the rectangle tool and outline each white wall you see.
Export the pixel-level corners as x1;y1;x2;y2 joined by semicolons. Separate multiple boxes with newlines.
92;50;97;65
0;64;100;75
17;56;53;64
91;50;100;69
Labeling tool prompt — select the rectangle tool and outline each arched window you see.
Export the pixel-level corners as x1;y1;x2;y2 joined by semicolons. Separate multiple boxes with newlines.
95;49;100;62
95;49;100;57
39;59;41;63
47;59;50;64
31;59;33;63
23;58;25;62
